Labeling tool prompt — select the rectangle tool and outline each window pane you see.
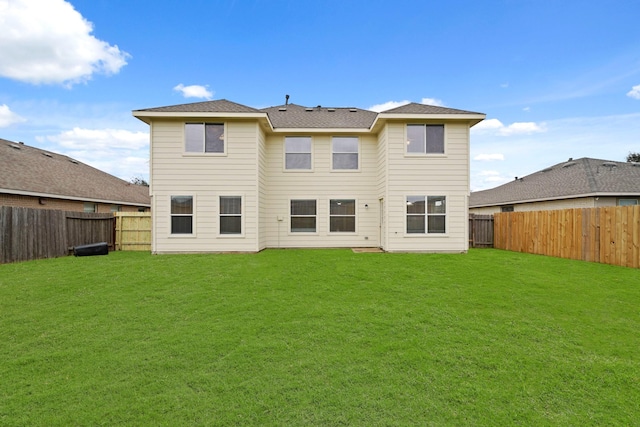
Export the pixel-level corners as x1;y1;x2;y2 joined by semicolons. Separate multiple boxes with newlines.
428;216;446;233
406;125;425;153
220;216;241;234
406;196;425;214
330;199;355;215
171;216;192;234
185;123;202;152
171;196;193;214
291;217;316;232
285;137;311;152
291;200;316;216
330;216;355;232
407;216;425;233
205;123;224;153
425;125;444;153
427;196;446;214
333;153;358;169
619;199;638;206
220;196;241;215
286;153;311;169
332;137;358;153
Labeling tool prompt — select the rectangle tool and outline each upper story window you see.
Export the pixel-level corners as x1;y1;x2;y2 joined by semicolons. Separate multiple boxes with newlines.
185;123;225;154
285;136;312;170
406;124;444;154
332;137;359;170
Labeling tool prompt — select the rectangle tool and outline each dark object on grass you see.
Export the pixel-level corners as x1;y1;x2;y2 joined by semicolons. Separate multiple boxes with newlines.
73;242;109;257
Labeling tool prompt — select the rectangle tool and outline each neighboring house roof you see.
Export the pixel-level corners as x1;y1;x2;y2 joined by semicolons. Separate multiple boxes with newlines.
470;157;640;207
133;99;486;130
260;104;378;129
0;138;150;206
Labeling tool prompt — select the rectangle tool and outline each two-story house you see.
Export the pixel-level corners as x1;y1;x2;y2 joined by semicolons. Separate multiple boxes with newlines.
133;99;484;253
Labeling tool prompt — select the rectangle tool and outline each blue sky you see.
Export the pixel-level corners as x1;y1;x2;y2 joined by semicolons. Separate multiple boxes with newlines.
1;0;639;190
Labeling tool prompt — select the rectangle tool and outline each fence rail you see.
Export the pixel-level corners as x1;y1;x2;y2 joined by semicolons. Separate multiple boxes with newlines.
0;206;114;264
494;206;640;268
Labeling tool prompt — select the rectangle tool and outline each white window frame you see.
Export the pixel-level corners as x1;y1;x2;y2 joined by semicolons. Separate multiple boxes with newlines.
290;199;317;233
170;195;195;236
284;136;313;171
331;136;360;171
405;195;447;235
405;124;446;156
218;195;244;237
329;198;357;233
184;122;226;156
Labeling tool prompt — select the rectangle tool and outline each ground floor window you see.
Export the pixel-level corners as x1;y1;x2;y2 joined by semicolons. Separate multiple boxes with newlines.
406;196;446;234
171;196;193;234
291;199;316;232
220;196;242;234
83;202;97;213
329;199;356;232
619;199;638;206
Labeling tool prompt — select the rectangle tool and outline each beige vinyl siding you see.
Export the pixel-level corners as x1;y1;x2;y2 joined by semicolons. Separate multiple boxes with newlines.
264;134;379;248
150;120;260;253
376;125;388;249
384;122;470;252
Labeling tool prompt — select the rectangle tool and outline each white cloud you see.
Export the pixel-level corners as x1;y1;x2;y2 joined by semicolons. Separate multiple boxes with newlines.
474;153;504;161
42;127;148;150
472;118;546;136
0;104;26;127
0;0;129;85
368;100;410;112
627;84;640;100
173;84;214;99
420;97;445;107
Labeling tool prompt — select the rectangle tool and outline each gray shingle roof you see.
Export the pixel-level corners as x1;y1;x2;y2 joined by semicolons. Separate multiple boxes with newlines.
381;102;483;115
0;139;150;206
470;157;640;207
260;104;378;129
134;99;261;113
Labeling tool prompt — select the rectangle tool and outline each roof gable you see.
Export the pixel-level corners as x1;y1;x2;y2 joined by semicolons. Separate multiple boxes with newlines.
380;102;483;115
470;157;640;207
0;139;150;205
134;99;260;113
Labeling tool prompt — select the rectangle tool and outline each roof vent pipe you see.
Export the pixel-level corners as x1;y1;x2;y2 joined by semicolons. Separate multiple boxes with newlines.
285;94;289;105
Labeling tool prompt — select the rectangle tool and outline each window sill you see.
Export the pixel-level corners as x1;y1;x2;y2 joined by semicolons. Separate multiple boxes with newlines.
182;152;227;157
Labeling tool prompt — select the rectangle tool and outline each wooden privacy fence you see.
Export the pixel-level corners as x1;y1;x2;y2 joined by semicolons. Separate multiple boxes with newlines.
1;206;114;264
469;214;494;248
114;212;151;251
494;205;640;268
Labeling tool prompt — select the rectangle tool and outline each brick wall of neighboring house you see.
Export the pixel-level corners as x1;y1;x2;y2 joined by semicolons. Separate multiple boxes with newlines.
0;193;149;212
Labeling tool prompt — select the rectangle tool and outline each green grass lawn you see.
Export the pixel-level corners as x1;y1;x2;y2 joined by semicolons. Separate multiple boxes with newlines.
1;249;639;426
